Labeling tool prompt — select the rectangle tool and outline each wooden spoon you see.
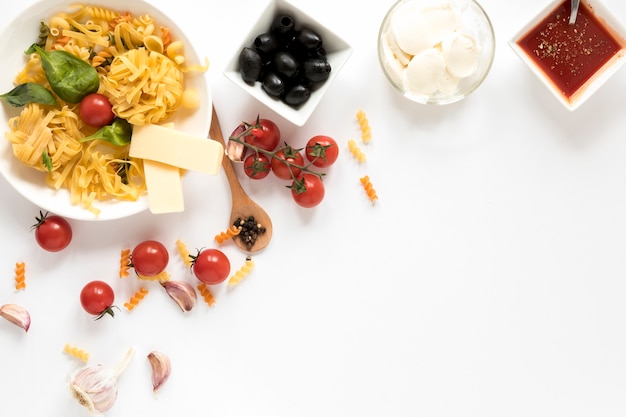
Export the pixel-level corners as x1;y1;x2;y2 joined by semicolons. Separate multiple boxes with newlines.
209;105;273;253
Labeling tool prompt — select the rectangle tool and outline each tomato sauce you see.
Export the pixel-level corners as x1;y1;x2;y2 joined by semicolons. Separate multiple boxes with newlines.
516;0;625;100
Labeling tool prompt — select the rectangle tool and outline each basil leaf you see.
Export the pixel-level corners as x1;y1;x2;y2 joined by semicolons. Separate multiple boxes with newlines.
25;43;99;104
0;83;57;107
42;149;53;172
80;118;132;146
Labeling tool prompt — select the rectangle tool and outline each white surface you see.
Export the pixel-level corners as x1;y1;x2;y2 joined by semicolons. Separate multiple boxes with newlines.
0;0;212;221
1;0;626;416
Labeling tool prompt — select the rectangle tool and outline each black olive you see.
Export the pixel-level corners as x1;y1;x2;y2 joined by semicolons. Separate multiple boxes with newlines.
261;71;286;97
254;32;279;56
238;47;263;84
295;26;323;51
283;84;311;107
270;15;295;37
273;51;299;78
303;58;331;83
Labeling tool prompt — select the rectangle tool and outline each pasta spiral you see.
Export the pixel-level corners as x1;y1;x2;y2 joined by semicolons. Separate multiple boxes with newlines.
347;139;367;163
197;283;216;307
124;287;149;311
356;109;372;144
214;225;241;244
175;239;193;267
360;175;379;202
14;262;26;291
119;248;131;278
63;343;90;362
228;257;255;287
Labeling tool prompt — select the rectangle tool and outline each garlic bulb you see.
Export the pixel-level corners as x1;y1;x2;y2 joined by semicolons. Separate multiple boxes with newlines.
69;347;134;415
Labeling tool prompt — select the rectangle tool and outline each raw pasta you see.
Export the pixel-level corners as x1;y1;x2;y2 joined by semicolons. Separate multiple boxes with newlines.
356;109;372;144
124;287;149;311
14;262;26;291
347;139;367;163
214;225;241;245
360;175;379;202
63;343;90;362
119;248;131;278
197;283;216;307
5;3;206;216
228;257;255;287
175;239;193;267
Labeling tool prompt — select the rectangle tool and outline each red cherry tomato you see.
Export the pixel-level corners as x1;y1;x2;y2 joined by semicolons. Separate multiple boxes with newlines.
131;240;169;277
244;153;271;179
80;280;116;319
271;145;304;180
290;173;325;208
32;211;72;252
244;118;280;151
305;135;339;168
79;93;115;127
191;248;230;285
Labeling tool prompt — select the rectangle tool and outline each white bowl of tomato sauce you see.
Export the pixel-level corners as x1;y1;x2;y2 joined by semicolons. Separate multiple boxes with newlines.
509;0;626;111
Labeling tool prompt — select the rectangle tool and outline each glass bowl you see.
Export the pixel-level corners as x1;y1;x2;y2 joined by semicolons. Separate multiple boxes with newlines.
377;0;495;105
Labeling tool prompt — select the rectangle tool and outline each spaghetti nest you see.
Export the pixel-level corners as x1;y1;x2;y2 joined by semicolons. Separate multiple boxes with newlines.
3;4;205;216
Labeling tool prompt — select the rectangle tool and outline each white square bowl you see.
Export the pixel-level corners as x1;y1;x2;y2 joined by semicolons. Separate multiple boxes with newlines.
224;0;352;126
509;0;626;111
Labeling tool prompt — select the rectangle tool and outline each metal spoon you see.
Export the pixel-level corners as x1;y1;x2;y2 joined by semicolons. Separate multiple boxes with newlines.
208;105;273;253
569;0;580;25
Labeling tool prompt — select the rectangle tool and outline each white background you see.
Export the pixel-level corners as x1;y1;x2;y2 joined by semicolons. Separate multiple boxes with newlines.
1;0;626;416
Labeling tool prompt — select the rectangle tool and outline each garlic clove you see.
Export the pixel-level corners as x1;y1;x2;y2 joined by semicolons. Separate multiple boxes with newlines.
147;351;171;393
0;303;31;332
69;347;134;414
160;280;197;312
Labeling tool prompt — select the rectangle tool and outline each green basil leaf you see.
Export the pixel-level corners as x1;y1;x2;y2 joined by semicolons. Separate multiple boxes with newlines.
25;43;99;103
0;83;57;107
80;118;132;146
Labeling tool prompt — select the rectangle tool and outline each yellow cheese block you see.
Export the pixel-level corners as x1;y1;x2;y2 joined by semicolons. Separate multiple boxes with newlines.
143;160;184;214
129;124;223;175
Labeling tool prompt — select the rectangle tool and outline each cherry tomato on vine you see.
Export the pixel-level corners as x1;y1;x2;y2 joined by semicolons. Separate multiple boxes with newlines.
31;211;72;252
244;118;281;151
131;240;169;277
80;280;116;319
79;93;115;127
271;145;304;180
305;135;339;168
290;173;325;208
191;248;230;285
244;153;271;180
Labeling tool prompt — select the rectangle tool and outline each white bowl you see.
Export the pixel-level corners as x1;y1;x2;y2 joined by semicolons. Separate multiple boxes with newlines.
377;0;496;105
509;0;626;111
0;0;211;221
224;0;352;126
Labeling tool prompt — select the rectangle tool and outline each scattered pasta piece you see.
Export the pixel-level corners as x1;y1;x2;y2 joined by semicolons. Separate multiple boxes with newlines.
356;109;372;144
137;270;171;282
124;287;149;311
214;225;241;245
197;283;216;307
14;262;26;291
347;139;367;163
63;343;90;362
119;248;131;278
228;257;255;287
175;239;193;267
360;175;379;202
